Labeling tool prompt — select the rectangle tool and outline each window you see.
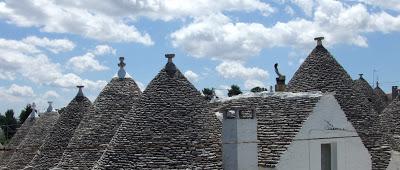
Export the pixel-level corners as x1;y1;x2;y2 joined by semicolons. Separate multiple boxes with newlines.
321;143;337;170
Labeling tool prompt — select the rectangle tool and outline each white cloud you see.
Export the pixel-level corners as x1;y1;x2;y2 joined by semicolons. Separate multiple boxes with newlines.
0;37;107;91
216;61;268;80
0;0;273;45
244;79;265;89
43;90;60;99
67;45;116;72
53;73;107;91
172;0;400;62
22;36;75;53
67;53;109;72
291;0;314;16
93;45;116;55
184;70;200;83
0;0;153;45
355;0;400;11
216;61;268;90
7;84;35;97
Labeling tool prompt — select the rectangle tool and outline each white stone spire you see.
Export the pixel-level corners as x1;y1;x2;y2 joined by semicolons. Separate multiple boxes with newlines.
118;57;126;79
30;102;36;119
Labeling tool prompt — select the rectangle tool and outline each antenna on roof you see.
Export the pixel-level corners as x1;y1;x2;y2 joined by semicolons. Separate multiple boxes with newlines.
76;85;85;97
46;101;53;112
165;53;177;76
314;37;324;46
118;57;126;79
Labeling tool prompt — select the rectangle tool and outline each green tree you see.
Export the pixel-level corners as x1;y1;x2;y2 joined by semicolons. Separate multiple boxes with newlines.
19;104;33;124
251;86;268;93
0;109;18;140
228;85;242;97
202;88;216;101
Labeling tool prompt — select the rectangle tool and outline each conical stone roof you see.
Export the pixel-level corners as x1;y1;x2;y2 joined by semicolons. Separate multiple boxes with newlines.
57;61;142;169
353;75;386;113
374;82;389;109
25;88;93;170
382;96;400;152
93;56;222;169
5;111;59;170
0;117;36;167
287;43;391;170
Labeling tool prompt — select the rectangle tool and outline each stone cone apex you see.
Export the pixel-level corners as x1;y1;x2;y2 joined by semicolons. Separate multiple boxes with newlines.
26;89;92;170
30;102;36;119
93;60;221;169
374;81;389;107
5;107;60;169
46;101;53;113
56;71;141;169
165;53;177;77
353;74;386;113
118;57;126;79
76;85;85;97
286;38;391;169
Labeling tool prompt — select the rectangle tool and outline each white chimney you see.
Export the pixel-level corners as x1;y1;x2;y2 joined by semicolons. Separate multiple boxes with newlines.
222;107;258;170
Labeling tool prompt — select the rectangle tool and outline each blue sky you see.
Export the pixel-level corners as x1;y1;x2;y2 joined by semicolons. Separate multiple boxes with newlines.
0;0;399;115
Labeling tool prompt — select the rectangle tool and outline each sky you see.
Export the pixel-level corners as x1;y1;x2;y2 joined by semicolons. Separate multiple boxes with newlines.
0;0;399;115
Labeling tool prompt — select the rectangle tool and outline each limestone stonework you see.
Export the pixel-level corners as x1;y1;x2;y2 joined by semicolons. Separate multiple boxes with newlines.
287;44;391;170
25;94;92;169
93;62;222;169
0;117;36;167
382;96;400;152
215;93;321;168
4;111;59;170
57;77;141;169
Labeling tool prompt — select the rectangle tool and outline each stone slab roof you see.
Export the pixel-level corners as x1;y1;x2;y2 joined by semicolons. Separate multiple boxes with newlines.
4;111;59;170
374;85;389;109
0;118;36;167
26;95;92;169
93;64;222;169
286;45;391;170
382;96;400;152
353;77;386;113
214;92;322;168
56;77;141;169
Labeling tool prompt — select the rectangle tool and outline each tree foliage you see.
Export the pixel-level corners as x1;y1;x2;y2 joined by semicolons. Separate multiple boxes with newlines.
228;85;242;97
251;86;268;93
202;88;217;101
19;104;33;124
0;109;18;140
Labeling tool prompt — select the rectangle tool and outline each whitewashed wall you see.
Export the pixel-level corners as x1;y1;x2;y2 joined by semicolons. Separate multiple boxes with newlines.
272;95;371;170
387;151;400;170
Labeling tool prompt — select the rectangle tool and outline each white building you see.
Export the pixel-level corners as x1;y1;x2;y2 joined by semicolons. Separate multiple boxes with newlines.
215;92;372;170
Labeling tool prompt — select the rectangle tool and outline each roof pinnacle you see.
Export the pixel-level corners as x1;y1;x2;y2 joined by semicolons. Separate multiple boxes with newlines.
47;101;53;112
118;57;126;79
314;37;324;46
76;85;84;97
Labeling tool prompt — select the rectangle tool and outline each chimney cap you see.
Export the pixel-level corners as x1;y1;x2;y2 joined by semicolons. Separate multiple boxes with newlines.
76;85;84;97
165;54;175;62
359;74;363;78
314;37;324;46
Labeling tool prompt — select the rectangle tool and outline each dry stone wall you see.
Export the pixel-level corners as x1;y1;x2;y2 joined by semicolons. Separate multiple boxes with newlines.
93;65;222;169
56;77;141;169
